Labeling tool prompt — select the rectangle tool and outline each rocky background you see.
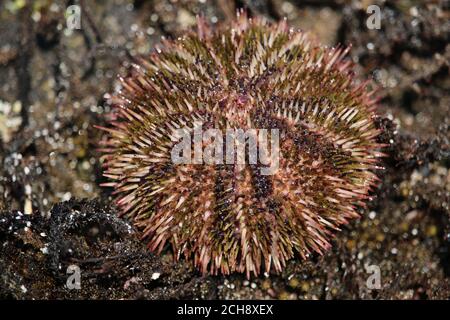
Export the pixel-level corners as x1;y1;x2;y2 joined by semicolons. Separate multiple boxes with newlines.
0;0;449;299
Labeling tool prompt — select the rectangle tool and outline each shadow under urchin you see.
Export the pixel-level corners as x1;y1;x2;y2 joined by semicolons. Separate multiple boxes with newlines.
97;11;385;278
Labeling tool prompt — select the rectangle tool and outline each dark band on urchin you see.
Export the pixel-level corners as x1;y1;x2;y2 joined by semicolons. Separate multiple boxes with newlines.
97;11;384;278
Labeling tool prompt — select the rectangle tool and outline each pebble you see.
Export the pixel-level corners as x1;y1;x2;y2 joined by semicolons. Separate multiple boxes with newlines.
151;272;161;280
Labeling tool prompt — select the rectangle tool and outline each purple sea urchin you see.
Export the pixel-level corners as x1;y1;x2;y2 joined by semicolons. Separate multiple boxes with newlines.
98;13;384;278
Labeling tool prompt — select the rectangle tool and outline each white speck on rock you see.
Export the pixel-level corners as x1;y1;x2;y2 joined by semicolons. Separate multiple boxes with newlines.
25;184;32;195
151;272;161;280
24;198;33;215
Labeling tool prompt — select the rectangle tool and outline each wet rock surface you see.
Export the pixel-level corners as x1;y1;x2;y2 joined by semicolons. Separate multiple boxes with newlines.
0;0;449;299
1;199;214;299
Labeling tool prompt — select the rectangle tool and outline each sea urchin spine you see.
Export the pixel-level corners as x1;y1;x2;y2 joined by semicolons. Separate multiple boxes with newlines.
98;12;384;278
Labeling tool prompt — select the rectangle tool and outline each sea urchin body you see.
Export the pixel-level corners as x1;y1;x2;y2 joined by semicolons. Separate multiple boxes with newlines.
98;13;384;278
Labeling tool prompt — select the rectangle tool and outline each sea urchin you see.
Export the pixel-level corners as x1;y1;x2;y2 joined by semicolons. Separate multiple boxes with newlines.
98;13;384;278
